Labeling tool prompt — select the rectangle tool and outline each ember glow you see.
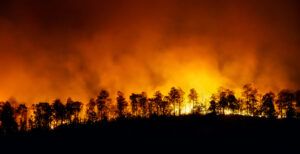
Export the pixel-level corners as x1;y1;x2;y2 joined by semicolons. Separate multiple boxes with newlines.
0;0;300;105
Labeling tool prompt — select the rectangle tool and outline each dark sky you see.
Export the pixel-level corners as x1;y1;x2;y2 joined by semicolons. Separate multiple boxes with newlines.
0;0;300;103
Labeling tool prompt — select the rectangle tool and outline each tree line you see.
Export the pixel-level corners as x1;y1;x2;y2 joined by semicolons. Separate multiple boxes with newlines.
1;84;300;135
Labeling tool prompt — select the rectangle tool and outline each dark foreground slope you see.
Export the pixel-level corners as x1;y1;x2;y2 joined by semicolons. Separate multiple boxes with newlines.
1;115;300;153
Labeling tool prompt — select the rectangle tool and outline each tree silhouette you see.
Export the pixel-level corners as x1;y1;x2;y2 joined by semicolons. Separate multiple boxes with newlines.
217;88;228;114
2;84;300;134
130;93;139;116
227;90;239;113
168;87;177;116
295;90;300;116
277;90;295;118
261;92;276;118
28;115;34;130
208;95;217;115
162;96;171;116
148;98;154;116
34;102;53;129
52;99;65;126
86;98;97;123
139;92;148;117
153;91;163;115
286;103;296;119
193;104;206;115
66;98;73;123
242;84;258;116
0;102;18;135
73;101;83;123
96;90;110;121
168;87;185;116
16;104;28;131
294;90;300;112
130;92;148;117
66;98;83;124
188;88;198;114
116;91;128;118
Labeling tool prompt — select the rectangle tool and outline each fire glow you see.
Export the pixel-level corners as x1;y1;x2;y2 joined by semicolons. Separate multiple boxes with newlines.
0;0;299;105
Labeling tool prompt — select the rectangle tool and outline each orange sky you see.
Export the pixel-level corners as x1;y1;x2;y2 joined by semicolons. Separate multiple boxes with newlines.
0;0;300;104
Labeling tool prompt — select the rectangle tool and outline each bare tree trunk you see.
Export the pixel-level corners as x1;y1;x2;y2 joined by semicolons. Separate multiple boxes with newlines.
173;102;176;116
179;101;181;116
192;100;194;114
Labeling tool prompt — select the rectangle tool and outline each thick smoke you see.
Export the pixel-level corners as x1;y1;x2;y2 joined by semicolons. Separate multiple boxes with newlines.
0;0;299;103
